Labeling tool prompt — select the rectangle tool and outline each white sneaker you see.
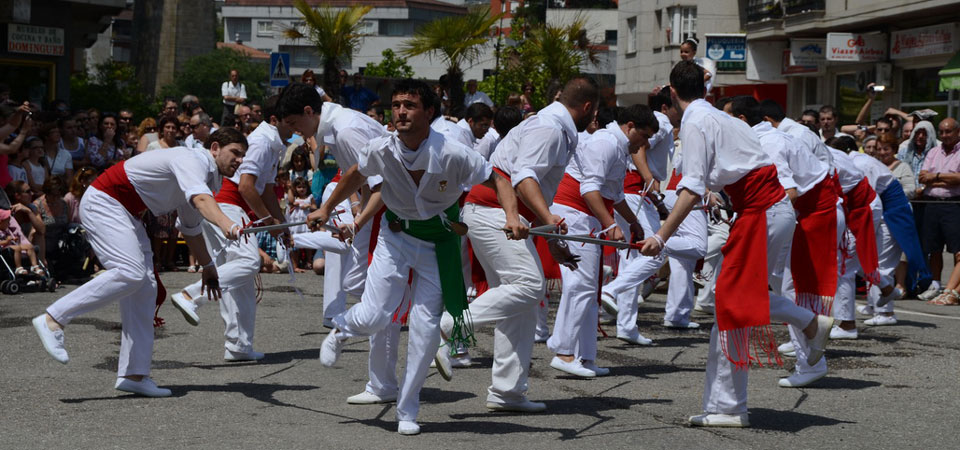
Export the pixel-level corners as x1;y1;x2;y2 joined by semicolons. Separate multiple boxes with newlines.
857;304;875;316
549;356;596;378
486;399;547;413
806;315;834;367
641;277;658;298
778;342;796;358
347;391;396;404
224;349;265;361
918;282;941;301
450;353;472;368
778;369;827;388
663;319;700;329
616;333;653;346
171;292;199;326
534;331;550;343
599;310;616;325
115;377;172;397
582;361;610;376
322;318;335;329
320;329;345;367
397;420;420;435
876;287;903;307
829;326;858;340
688;413;749;428
32;315;68;364
599;291;619;315
692;272;708;288
864;314;897;326
433;345;453;381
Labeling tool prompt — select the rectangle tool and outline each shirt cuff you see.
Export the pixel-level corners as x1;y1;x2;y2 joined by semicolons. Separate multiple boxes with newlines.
676;178;706;197
579;181;602;196
510;168;540;188
175;217;204;237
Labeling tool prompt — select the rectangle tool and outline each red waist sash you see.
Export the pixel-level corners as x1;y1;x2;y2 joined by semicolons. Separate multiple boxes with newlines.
714;164;784;369
842;177;880;283
215;178;255;219
665;169;682;191
791;175;840;314
553;174;614;218
90;161;148;217
331;169;342;183
465;167;537;222
623;170;645;194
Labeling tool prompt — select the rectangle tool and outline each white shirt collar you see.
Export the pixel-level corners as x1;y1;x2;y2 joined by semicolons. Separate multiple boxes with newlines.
316;102;345;145
606;121;628;148
393;129;445;174
752;121;773;134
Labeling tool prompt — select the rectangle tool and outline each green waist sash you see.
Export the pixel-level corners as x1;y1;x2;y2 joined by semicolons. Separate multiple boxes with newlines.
384;203;474;349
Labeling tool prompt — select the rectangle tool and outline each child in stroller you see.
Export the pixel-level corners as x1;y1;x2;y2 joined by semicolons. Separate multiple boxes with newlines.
0;209;56;294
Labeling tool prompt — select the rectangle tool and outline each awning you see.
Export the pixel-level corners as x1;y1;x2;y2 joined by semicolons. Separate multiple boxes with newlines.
939;50;960;91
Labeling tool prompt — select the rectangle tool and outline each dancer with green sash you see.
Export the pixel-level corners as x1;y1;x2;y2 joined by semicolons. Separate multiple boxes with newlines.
307;79;527;436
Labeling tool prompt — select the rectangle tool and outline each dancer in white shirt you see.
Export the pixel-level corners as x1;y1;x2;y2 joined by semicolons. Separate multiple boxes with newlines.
309;79;526;435
32;128;245;397
638;61;833;428
548;104;658;377
170;97;291;361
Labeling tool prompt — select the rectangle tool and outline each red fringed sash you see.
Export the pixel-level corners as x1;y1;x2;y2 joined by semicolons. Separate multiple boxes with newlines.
553;174;614;217
715;165;784;369
791;176;839;315
843;177;881;284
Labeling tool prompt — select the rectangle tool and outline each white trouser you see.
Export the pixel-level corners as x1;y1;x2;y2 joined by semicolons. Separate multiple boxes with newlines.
867;220;899;313
835;199;892;321
782;202;845;375
441;204;544;404
333;227;444;422
46;187;158;377
547;204;604;362
696;219;730;311
181;203;260;354
662;190;708;324
702;198;816;414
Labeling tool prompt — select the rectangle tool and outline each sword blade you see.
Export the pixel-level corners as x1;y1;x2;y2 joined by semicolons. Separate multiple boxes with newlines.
528;230;639;249
240;221;340;235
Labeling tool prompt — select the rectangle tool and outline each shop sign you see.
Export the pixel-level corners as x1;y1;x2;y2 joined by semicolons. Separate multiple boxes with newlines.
891;23;957;59
789;39;825;66
705;34;746;61
7;23;64;56
826;32;887;62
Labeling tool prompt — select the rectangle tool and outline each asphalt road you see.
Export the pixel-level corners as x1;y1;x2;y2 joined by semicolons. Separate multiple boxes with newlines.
2;271;959;449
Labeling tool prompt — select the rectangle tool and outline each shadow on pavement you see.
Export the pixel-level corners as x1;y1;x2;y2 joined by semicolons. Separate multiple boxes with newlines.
748;407;856;432
192;348;320;369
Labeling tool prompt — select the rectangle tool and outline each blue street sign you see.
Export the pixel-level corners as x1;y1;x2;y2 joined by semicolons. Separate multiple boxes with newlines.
705;34;747;62
270;52;291;87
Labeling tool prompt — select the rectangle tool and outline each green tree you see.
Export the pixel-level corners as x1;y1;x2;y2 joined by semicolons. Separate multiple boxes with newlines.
70;60;154;119
479;18;598;107
364;49;414;79
400;7;501;112
158;48;268;120
282;0;372;102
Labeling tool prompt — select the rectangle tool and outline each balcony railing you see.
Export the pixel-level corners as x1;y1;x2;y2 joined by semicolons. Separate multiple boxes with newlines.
783;0;825;16
746;0;782;23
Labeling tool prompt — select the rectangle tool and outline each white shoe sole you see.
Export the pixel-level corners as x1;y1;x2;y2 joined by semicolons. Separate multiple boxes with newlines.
171;293;199;326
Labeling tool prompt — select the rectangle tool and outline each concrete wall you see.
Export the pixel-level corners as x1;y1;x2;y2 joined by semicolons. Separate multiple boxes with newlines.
134;0;216;95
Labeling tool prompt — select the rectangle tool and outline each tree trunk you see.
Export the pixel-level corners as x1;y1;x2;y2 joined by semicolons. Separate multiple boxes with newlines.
447;67;465;116
323;58;341;104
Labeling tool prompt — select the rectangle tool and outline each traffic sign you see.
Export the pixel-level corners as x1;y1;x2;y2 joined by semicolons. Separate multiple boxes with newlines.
270;52;291;87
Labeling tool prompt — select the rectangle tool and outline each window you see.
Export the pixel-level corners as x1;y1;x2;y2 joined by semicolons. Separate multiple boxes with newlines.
257;21;273;36
605;29;617;46
226;18;251;42
626;17;637;54
902;67;959;122
379;19;413;37
279;45;322;69
666;6;696;46
357;20;377;36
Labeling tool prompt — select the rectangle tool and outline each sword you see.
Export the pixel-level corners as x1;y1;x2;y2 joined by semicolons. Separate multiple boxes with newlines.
528;230;641;250
241;221;340;235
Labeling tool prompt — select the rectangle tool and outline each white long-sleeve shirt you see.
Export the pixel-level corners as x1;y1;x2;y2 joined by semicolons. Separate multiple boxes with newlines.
230;121;285;194
566;122;628;203
314;102;388;187
829;148;866;194
778;117;834;168
432;116;474;148
358;130;491;221
752;121;828;196
124;147;221;236
473;127;500;160
849;151;895;195
489;101;579;206
632;110;674;182
675;99;771;196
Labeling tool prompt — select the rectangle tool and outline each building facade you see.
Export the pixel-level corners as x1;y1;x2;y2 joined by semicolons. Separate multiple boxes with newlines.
616;0;780;106
745;0;960;123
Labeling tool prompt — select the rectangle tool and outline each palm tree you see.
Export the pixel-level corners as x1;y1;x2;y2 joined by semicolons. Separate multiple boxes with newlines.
282;0;372;101
400;7;502;112
524;18;599;93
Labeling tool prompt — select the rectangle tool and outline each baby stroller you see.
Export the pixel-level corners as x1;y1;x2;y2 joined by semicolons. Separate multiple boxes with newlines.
50;224;97;282
0;247;57;294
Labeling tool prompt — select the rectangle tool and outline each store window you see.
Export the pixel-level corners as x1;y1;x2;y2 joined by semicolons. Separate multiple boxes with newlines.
901;67;958;124
834;73;861;125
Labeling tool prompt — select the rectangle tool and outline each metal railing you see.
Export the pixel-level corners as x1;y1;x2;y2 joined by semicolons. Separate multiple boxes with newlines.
745;0;782;23
783;0;826;16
